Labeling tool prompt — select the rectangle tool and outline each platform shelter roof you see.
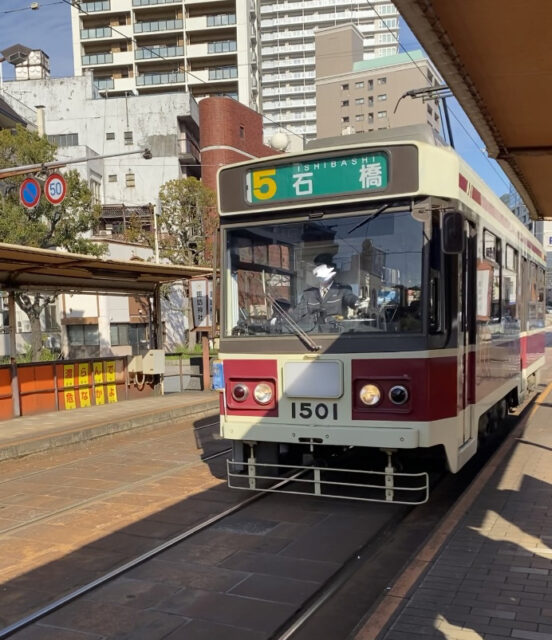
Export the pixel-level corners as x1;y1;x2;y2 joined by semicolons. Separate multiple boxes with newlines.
394;0;552;221
0;243;210;295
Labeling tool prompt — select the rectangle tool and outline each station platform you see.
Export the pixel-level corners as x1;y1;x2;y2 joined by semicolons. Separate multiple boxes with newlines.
356;372;552;640
0;391;219;462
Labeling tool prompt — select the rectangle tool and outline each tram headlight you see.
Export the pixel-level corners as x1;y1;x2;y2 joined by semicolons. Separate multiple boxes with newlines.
359;383;382;407
232;383;249;402
389;385;409;405
254;382;273;405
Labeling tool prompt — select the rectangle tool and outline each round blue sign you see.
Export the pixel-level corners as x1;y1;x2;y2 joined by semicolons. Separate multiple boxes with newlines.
20;177;41;209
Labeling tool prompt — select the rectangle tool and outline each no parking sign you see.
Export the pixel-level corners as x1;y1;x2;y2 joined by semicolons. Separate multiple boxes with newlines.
44;173;67;205
19;177;41;209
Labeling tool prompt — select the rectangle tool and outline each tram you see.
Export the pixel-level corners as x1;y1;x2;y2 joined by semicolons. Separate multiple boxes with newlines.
215;125;546;503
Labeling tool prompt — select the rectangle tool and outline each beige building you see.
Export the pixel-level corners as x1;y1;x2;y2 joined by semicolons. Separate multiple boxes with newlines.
315;24;442;138
70;0;260;109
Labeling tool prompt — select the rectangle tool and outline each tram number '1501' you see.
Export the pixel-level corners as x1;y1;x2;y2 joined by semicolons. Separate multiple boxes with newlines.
291;401;338;420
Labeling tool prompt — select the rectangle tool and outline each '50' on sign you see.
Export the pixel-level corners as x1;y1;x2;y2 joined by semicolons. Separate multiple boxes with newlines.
44;173;67;206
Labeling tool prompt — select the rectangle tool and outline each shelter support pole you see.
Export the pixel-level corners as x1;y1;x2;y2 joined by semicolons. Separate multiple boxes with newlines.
202;333;210;391
153;286;164;396
8;292;20;417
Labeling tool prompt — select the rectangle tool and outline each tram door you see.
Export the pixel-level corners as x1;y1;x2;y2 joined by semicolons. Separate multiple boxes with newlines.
459;222;477;443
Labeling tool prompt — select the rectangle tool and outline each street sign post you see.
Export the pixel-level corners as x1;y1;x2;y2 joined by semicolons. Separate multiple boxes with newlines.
19;177;41;209
44;173;67;206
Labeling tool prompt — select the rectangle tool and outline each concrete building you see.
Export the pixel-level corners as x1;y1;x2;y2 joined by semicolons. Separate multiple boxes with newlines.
70;0;260;110
315;25;442;138
260;0;399;143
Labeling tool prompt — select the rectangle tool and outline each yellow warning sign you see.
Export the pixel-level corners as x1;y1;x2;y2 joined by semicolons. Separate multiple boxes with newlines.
78;362;89;386
93;361;103;384
63;364;74;388
95;386;105;406
79;388;91;408
107;384;117;404
64;389;77;410
105;360;116;383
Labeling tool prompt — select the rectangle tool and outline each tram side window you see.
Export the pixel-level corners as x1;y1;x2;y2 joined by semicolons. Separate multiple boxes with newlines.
502;245;518;324
482;230;502;324
528;264;546;329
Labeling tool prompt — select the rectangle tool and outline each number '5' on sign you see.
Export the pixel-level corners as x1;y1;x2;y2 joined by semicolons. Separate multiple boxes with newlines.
44;173;67;206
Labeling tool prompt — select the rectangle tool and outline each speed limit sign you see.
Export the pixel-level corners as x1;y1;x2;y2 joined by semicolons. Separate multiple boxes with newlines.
44;173;67;205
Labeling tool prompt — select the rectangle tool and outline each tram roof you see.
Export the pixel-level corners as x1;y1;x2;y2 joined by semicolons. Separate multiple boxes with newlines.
394;0;552;221
0;243;210;295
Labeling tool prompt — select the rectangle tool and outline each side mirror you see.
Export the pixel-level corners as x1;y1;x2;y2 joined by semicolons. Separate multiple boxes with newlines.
442;210;465;254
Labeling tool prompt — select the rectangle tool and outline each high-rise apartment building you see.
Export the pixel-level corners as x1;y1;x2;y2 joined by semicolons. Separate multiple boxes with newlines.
260;0;399;142
70;0;261;109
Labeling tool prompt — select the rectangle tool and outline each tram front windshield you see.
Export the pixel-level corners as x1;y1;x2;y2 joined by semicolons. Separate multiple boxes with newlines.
226;209;424;337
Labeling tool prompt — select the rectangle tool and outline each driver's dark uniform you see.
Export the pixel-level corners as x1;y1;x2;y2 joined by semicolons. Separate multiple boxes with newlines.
296;282;358;332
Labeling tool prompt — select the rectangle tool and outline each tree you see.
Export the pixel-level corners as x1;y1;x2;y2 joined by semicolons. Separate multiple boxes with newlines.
0;125;104;360
126;177;216;267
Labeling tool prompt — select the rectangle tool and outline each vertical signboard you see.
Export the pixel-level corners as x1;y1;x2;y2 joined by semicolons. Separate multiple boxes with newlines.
63;364;76;410
191;278;213;329
93;361;105;405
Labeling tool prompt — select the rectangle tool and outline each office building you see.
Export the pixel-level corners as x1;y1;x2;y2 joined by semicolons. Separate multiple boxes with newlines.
70;0;261;109
315;24;441;138
260;0;399;142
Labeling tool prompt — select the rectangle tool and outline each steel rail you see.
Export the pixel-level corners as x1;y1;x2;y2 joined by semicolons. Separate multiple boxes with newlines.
0;467;305;639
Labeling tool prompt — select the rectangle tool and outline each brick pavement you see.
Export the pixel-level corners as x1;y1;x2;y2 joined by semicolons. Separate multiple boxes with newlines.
366;380;552;640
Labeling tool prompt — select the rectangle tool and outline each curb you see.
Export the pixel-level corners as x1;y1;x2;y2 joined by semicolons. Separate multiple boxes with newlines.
0;400;219;462
353;381;552;640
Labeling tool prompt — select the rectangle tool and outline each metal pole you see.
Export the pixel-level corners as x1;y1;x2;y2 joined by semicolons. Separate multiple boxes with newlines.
153;204;160;264
442;97;455;148
8;293;20;417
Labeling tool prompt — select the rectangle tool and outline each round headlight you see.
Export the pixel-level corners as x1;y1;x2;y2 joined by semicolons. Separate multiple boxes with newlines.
359;383;381;406
389;385;409;405
232;383;249;402
254;382;273;405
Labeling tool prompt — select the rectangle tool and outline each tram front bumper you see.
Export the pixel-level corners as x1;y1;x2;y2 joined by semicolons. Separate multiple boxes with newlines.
221;421;420;450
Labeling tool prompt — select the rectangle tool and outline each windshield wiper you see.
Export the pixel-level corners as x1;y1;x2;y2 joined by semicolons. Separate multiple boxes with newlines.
347;203;389;234
262;272;321;352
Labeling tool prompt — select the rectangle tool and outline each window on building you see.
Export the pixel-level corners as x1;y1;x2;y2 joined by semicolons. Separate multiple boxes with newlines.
125;171;135;187
355;81;364;89
341;83;349;91
67;324;99;346
341;116;350;123
368;113;374;123
367;79;373;89
377;110;387;118
355;97;364;105
377;77;387;85
427;104;433;115
108;174;117;182
368;96;374;107
106;132;115;140
377;94;387;101
355;114;364;121
239;125;245;139
124;130;133;145
110;323;129;346
341;100;349;107
206;13;236;27
47;133;79;147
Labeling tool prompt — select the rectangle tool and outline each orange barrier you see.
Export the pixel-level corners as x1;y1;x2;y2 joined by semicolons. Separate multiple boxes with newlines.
1;357;154;420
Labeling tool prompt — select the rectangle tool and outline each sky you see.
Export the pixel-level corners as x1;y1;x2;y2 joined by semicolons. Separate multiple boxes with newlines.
0;1;513;199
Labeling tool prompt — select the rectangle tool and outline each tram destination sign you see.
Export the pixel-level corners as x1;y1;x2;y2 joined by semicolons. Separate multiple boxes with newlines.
246;152;388;205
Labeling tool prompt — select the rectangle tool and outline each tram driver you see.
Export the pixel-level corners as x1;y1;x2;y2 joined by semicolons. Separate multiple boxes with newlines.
295;253;359;332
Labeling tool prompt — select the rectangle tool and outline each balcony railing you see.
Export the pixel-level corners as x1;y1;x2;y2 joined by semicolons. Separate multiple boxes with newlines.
134;19;183;33
81;26;112;39
82;53;113;65
79;0;109;11
135;45;184;59
133;0;179;5
208;66;237;80
136;72;185;86
207;40;237;54
206;14;236;27
94;77;114;90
